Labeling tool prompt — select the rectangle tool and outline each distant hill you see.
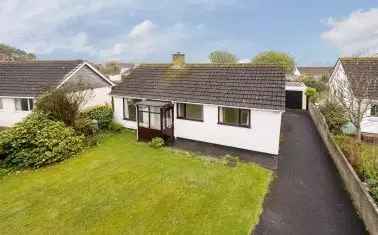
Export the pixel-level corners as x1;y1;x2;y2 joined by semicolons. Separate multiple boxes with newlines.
0;43;36;62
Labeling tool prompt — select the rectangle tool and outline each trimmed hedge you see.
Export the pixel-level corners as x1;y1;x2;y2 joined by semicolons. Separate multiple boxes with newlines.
0;112;84;168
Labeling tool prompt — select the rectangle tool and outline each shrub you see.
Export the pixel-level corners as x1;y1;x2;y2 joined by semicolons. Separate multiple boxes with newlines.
320;101;348;134
108;121;124;132
335;135;378;201
35;87;89;126
82;105;113;129
74;116;97;137
305;87;317;101
149;137;165;148
334;135;361;167
303;76;327;93
0;112;84;168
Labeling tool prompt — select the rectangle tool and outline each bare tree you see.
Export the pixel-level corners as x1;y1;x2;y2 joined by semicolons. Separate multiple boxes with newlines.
331;72;374;142
35;84;92;126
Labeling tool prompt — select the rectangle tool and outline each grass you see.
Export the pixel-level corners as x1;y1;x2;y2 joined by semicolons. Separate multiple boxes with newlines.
0;130;272;235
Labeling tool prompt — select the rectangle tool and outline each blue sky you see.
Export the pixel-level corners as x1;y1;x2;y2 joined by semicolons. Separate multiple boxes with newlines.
1;1;377;65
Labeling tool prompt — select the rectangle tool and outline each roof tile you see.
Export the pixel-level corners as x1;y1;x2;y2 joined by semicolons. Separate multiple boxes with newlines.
111;64;286;110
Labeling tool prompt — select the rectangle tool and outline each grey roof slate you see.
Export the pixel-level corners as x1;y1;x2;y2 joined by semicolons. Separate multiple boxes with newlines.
340;58;378;100
111;64;286;110
0;60;83;97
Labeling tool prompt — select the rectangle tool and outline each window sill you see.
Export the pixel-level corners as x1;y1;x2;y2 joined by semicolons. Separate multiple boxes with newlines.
217;122;250;129
177;117;203;122
15;110;32;113
123;118;137;122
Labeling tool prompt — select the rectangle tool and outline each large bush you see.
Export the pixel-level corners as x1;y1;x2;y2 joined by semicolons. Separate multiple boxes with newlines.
303;76;327;93
0;112;84;168
82;105;113;129
35;87;89;126
335;135;378;202
320;101;348;134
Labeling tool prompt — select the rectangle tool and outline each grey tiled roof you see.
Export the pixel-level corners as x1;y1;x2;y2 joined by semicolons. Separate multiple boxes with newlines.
0;60;83;97
111;64;286;110
340;58;378;100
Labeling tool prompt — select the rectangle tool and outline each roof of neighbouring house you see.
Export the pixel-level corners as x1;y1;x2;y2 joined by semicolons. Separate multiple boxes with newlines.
0;60;114;98
297;66;333;77
111;64;286;110
339;57;378;99
0;60;84;97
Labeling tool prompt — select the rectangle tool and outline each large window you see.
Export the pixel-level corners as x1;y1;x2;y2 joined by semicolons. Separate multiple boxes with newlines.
177;103;203;121
371;104;378;117
218;107;250;128
123;98;141;121
15;98;33;111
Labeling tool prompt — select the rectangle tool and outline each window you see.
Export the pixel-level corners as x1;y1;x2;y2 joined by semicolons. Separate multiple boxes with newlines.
138;105;161;130
15;98;33;111
218;107;250;128
371;105;378;117
123;98;141;121
0;98;3;110
177;103;203;121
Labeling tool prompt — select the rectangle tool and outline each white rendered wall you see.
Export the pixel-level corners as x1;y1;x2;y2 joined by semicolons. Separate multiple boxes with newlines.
362;104;378;134
114;97;283;155
113;97;138;129
174;104;283;155
82;87;112;109
0;98;32;127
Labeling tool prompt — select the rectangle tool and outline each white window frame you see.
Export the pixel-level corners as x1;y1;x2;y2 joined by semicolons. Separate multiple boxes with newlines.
15;98;34;111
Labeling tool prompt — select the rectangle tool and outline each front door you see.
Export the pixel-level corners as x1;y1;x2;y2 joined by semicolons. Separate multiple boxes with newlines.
161;106;174;142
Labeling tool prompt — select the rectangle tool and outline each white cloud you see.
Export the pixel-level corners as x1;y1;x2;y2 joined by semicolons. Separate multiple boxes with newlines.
127;20;156;39
0;0;127;56
321;8;378;56
0;0;238;61
100;20;190;61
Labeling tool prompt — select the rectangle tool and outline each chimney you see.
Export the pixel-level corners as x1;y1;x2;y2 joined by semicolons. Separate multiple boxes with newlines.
172;52;185;67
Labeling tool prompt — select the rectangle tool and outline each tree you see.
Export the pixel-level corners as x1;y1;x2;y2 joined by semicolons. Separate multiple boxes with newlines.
99;61;122;76
331;73;374;142
35;86;90;127
209;50;238;64
251;51;295;74
305;87;317;101
0;43;36;61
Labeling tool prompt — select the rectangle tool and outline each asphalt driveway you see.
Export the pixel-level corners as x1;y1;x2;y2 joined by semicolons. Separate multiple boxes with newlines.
254;111;366;235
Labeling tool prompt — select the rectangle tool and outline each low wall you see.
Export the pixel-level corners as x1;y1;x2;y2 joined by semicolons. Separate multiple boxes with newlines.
308;102;378;235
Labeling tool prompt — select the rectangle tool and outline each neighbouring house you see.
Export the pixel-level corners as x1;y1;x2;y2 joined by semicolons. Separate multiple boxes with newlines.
298;66;333;80
329;57;378;135
0;60;114;127
108;63;136;83
111;53;286;155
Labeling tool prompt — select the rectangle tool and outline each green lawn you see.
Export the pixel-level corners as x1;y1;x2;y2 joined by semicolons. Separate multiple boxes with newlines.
0;130;272;235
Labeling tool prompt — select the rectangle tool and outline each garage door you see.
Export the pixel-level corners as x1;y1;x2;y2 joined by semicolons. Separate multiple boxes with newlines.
286;91;302;109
